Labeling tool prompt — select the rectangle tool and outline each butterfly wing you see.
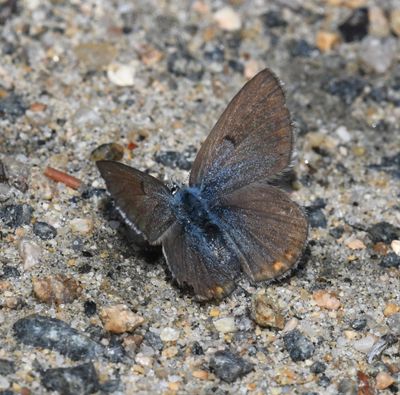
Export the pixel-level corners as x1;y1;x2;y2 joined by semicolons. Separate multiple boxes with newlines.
216;183;308;281
162;222;241;300
189;69;293;196
97;160;175;244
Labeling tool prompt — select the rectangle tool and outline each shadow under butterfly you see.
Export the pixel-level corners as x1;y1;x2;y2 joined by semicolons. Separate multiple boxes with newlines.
97;68;309;301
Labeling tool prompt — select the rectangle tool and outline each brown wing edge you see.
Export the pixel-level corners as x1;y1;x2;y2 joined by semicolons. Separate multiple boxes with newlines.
189;68;296;188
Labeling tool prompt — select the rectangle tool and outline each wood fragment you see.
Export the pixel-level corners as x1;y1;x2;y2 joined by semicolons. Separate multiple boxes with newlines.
44;166;82;190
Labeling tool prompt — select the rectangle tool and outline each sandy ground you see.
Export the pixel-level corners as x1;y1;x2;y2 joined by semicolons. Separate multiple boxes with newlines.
0;0;399;394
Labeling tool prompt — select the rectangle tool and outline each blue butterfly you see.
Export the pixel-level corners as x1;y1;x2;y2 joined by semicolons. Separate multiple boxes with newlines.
97;69;308;300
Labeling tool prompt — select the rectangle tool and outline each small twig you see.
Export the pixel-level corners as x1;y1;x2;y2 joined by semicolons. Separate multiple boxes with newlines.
44;166;83;190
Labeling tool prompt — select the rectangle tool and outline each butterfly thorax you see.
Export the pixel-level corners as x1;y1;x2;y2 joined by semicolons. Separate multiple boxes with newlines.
172;187;219;234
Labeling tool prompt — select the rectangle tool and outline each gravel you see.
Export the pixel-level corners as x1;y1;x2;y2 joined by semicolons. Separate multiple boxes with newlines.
0;0;399;393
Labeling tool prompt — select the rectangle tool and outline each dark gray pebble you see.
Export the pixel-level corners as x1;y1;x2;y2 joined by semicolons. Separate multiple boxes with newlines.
338;7;368;43
318;374;331;387
0;204;33;228
191;341;204;355
0;93;26;121
337;378;358;394
13;315;103;361
261;10;287;29
0;359;15;375
380;252;400;268
367;222;400;243
41;362;99;395
310;361;326;374
283;329;315;362
329;226;344;239
323;76;365;105
154;147;195;171
369;152;400;179
144;331;163;351
0;265;20;279
167;50;204;81
350;317;367;331
33;221;57;240
209;350;253;383
83;300;97;317
306;201;327;229
288;39;317;58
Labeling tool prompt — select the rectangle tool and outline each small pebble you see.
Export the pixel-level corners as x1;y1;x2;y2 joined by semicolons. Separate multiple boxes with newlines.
0;376;10;390
391;240;400;255
0;359;15;376
160;327;180;342
209;350;253;383
335;126;352;143
162;346;178;358
338;7;369;42
213;7;242;31
352;334;376;353
32;274;82;305
192;370;208;380
386;313;400;336
345;239;366;250
310;361;326;374
283;329;315;361
213;317;237;333
251;292;285;329
368;6;390;37
167;50;204;81
313;290;341;310
390;9;400;36
383;303;400;317
70;218;94;235
323;76;365;105
0;204;33;228
100;304;144;334
41;362;100;395
74;42;117;71
90;143;124;162
84;300;97;317
18;238;42;270
33;221;57;240
360;37;397;74
107;63;135;87
316;31;340;52
73;106;103;129
350;317;367;331
375;371;395;390
380;252;400;268
13;314;103;360
367;222;400;244
261;10;287;29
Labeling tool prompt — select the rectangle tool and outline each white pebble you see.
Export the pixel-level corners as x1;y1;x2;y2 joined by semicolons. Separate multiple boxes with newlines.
360;37;397;74
352;334;376;353
160;327;180;342
0;376;10;390
335;126;352;143
214;7;242;31
213;317;237;333
391;240;400;255
107;63;135;87
18;238;42;270
70;218;93;234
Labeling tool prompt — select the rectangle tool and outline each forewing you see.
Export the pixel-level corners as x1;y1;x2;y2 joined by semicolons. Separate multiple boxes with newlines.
189;69;293;196
162;222;240;300
97;160;175;244
216;183;308;281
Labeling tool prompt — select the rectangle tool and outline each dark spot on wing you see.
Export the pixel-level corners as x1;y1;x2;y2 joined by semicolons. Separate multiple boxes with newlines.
223;135;236;147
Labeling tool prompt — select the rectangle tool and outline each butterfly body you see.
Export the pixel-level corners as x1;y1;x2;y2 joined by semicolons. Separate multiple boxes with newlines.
97;68;308;301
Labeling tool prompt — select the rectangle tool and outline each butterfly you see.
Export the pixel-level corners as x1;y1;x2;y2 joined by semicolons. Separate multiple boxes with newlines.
97;68;308;301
